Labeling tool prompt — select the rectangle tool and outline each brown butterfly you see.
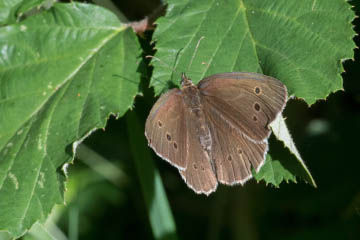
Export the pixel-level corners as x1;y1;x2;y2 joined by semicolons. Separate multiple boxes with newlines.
145;72;287;195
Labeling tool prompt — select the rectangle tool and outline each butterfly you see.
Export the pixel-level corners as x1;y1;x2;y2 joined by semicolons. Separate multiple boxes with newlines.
145;72;287;195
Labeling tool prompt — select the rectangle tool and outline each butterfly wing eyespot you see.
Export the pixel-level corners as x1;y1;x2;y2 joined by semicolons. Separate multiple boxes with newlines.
254;102;261;111
166;133;172;141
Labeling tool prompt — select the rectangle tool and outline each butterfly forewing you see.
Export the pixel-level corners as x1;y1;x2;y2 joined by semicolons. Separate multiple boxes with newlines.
199;72;287;142
145;89;187;169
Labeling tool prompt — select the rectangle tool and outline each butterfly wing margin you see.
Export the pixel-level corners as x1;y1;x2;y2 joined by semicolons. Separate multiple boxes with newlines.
199;72;287;142
204;104;268;185
145;89;187;169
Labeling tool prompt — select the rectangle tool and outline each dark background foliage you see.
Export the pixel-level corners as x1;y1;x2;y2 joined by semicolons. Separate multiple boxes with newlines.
58;0;360;239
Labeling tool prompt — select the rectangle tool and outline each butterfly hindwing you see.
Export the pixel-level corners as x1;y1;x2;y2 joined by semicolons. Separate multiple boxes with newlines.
203;103;268;185
179;108;218;195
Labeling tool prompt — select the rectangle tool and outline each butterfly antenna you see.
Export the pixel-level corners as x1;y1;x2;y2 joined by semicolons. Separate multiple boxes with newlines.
186;36;205;73
146;55;179;74
146;55;183;88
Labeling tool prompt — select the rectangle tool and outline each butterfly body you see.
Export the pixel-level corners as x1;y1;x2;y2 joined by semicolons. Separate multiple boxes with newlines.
181;74;213;155
145;72;287;195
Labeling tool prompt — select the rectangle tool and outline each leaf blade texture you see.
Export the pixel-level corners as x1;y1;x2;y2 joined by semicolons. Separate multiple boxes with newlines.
0;2;141;237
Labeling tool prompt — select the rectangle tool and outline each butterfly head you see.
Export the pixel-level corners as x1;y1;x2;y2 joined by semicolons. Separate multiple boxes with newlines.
180;73;194;88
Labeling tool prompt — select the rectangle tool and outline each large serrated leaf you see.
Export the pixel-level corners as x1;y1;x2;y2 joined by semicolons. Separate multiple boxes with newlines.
0;2;141;237
151;0;355;104
150;0;355;187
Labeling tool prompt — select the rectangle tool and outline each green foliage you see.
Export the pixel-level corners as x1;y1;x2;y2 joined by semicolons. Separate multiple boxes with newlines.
149;0;355;190
0;0;49;25
0;0;357;239
270;115;316;187
0;2;141;238
253;155;296;187
127;111;178;240
151;0;355;104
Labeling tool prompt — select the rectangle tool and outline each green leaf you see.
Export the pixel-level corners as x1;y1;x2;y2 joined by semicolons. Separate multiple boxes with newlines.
127;111;178;240
151;0;355;104
0;0;48;25
270;115;316;187
23;222;66;240
253;154;296;187
0;2;141;238
0;231;12;240
149;0;355;187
